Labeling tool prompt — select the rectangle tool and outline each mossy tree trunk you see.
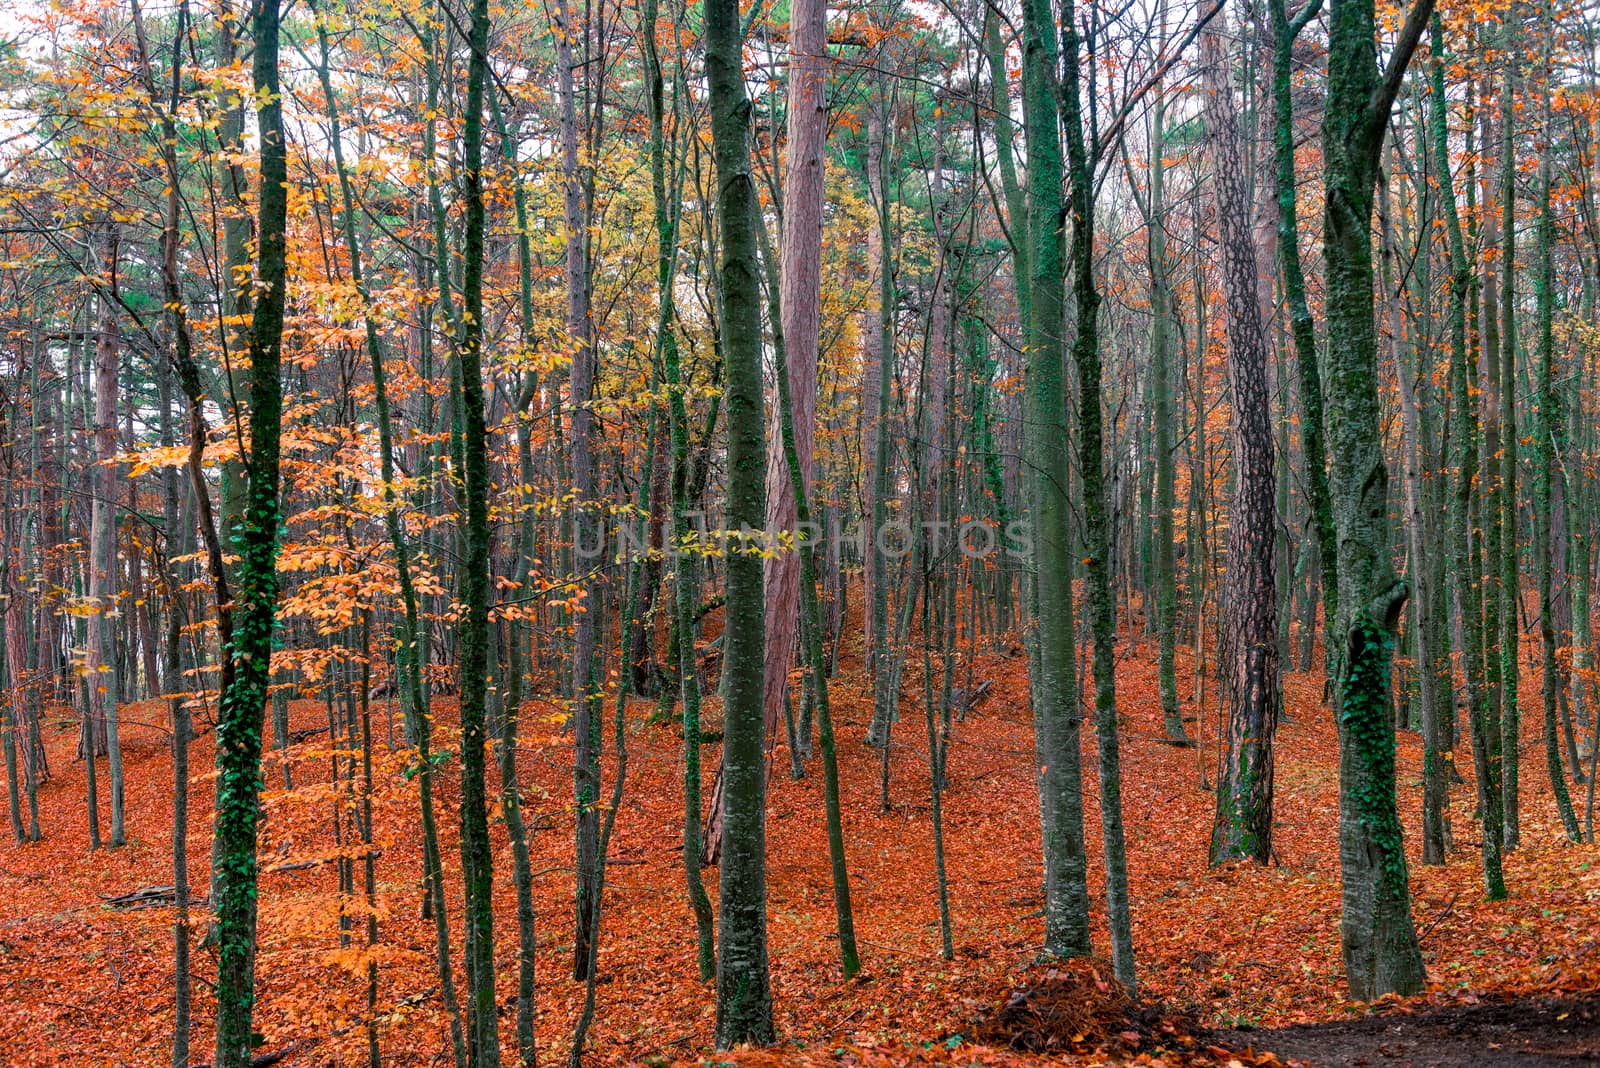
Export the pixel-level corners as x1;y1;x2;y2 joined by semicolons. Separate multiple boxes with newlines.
1269;0;1337;680
1432;19;1505;898
1533;2;1582;842
1321;0;1432;1000
1059;0;1138;991
1019;0;1091;962
705;0;775;1043
1497;36;1521;850
457;0;500;1056
211;0;288;1059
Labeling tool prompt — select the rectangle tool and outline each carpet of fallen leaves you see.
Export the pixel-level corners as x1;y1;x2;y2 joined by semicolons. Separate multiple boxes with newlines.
2;626;1599;1067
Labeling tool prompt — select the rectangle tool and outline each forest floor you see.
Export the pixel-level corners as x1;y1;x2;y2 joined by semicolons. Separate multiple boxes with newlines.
1219;989;1600;1066
2;626;1599;1066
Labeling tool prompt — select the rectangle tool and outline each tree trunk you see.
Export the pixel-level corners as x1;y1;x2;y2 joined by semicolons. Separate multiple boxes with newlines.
89;223;125;846
1203;20;1280;865
706;0;775;1044
1533;5;1581;840
1382;140;1447;865
1059;0;1136;991
1270;0;1338;678
1433;19;1506;899
1497;39;1521;850
1321;0;1431;1001
1019;0;1091;962
761;0;826;759
211;0;289;1058
553;0;603;984
1150;5;1189;746
457;0;500;1056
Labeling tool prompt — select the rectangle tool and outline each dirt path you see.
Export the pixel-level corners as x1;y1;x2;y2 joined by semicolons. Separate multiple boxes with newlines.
1223;991;1600;1066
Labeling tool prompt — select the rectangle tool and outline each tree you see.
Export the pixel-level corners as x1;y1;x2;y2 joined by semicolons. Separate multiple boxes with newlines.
762;0;826;768
1019;0;1091;962
552;0;605;985
642;0;716;983
1497;25;1521;850
1060;0;1138;992
1432;17;1506;898
705;0;775;1044
1320;0;1433;1001
456;0;500;1055
1269;0;1336;675
1203;16;1280;865
1532;0;1581;842
210;0;289;1059
86;222;125;848
1148;0;1191;748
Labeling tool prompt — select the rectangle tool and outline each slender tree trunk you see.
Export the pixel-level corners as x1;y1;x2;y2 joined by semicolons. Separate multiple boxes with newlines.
1150;3;1189;746
485;80;542;1068
1270;0;1337;675
1533;5;1581;840
1382;141;1450;864
644;0;716;980
1059;0;1136;991
310;13;469;1055
866;79;899;751
89;223;125;846
758;213;860;979
129;4;197;1054
211;0;289;1058
457;0;500;1056
1437;16;1506;898
1498;39;1521;850
554;0;603;980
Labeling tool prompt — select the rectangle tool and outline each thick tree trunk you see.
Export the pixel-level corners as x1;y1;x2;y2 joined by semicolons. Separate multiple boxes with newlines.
1203;21;1280;865
706;0;775;1044
1019;0;1090;962
1321;0;1431;1001
761;0;826;757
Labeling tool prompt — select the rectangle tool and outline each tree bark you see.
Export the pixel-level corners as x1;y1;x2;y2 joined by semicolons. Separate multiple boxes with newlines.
1203;19;1280;865
457;0;500;1056
211;0;289;1058
1019;0;1091;961
89;223;125;846
1321;0;1432;1001
1432;19;1506;898
761;0;826;759
706;0;775;1044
